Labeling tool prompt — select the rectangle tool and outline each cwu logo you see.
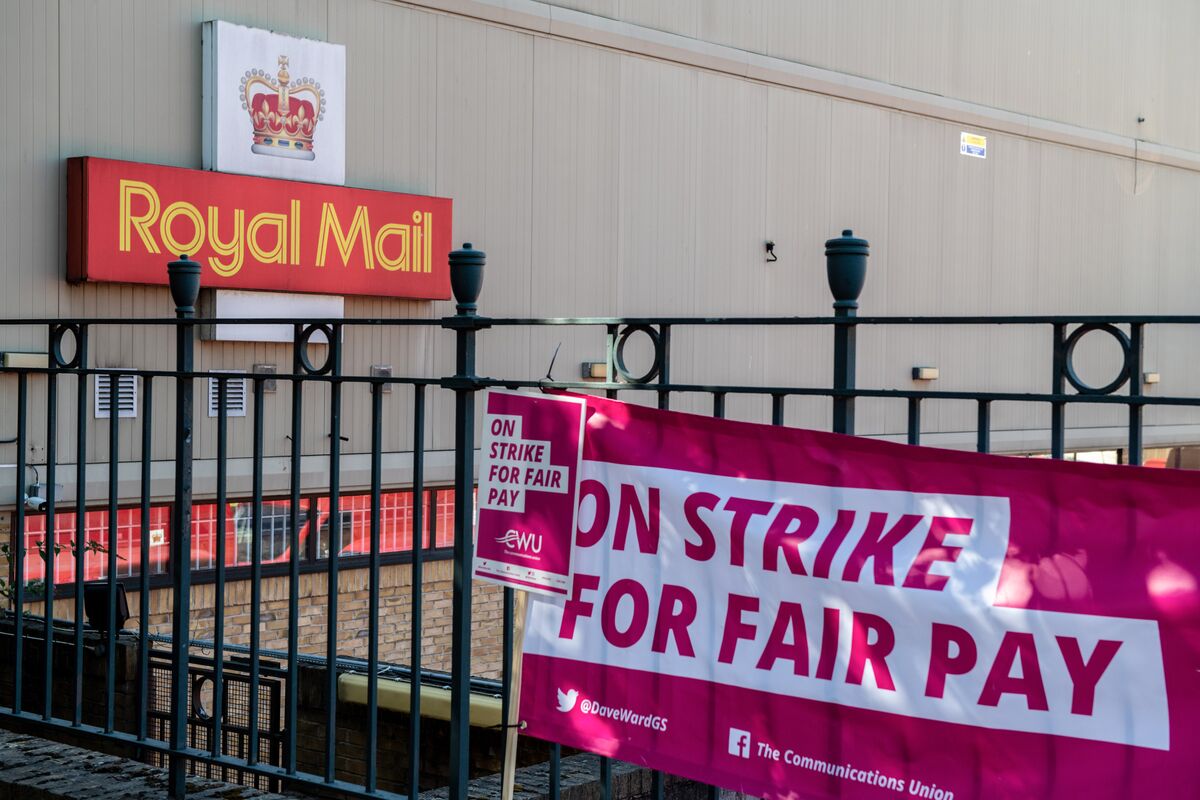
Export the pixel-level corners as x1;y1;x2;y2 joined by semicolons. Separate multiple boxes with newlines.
497;529;543;554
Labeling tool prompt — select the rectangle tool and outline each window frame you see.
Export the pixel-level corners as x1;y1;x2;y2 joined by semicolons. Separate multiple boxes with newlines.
14;485;457;599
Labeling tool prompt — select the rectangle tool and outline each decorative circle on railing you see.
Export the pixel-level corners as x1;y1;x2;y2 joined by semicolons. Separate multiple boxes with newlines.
296;324;336;375
49;323;83;369
613;324;662;384
191;674;214;721
1063;323;1132;395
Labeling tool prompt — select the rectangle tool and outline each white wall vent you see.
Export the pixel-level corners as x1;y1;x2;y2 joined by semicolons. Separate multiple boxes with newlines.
93;374;139;419
208;371;248;418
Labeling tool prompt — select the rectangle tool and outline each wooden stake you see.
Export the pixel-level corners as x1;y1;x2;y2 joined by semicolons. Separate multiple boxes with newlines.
501;591;529;800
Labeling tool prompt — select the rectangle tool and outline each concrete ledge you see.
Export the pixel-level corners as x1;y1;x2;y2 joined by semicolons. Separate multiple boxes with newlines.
0;729;293;800
337;672;504;728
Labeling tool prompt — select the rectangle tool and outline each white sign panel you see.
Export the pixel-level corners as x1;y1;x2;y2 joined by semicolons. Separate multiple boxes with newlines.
960;131;987;158
199;289;343;343
203;20;346;185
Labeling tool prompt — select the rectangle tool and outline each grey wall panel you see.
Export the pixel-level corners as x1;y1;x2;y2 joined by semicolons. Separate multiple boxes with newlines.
528;36;620;397
3;0;1200;496
541;0;1200;153
616;0;699;40
615;54;698;318
1;0;60;336
696;0;766;56
688;70;770;423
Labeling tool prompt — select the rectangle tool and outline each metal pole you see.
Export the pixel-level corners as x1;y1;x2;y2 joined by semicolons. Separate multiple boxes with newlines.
365;380;383;793
1051;324;1066;459
285;328;303;774
43;325;60;721
324;324;344;783
409;385;426;800
137;378;153;741
906;397;921;446
72;326;89;727
166;254;200;799
976;399;991;454
12;373;27;715
826;230;868;435
1127;323;1144;466
445;243;485;800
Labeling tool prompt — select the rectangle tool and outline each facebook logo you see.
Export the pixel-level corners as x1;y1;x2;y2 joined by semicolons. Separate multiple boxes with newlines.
727;728;751;758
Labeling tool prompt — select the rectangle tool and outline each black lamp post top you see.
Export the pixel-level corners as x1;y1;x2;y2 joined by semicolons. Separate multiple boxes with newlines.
166;254;202;316
824;229;869;310
449;242;486;314
825;229;869;255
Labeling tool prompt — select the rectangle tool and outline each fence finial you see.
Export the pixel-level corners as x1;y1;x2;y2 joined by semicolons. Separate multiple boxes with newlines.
825;230;869;310
449;243;485;315
166;254;202;316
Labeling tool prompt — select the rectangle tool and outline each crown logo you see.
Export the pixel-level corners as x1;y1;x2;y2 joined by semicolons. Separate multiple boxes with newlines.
240;55;325;161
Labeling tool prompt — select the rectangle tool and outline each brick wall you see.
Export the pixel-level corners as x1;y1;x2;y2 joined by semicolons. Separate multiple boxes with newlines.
0;619;140;757
23;559;508;679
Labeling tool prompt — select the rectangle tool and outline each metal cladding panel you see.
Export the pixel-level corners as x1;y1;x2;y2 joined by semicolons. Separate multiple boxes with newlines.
541;0;1200;153
472;24;535;388
549;0;620;17
616;0;699;39
760;85;834;408
3;0;1200;481
689;72;769;421
1;0;60;339
615;55;699;319
528;37;621;394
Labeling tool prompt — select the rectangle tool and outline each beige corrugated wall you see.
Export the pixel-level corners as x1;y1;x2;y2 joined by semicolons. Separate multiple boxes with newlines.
544;0;1200;154
2;0;1200;502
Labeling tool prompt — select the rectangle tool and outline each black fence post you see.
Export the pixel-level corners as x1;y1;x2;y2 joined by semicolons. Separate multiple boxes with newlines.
1128;323;1144;465
445;243;486;800
826;230;869;435
1050;324;1066;459
166;254;200;799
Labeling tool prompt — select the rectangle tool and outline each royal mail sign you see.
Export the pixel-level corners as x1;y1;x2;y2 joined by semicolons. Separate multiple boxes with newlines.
67;157;452;299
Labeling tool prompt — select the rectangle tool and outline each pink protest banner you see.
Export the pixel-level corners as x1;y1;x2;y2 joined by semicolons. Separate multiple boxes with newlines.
474;389;587;597
519;394;1200;799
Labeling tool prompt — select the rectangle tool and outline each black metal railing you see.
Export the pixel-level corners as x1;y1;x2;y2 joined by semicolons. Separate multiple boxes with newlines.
146;647;285;791
1;233;1199;800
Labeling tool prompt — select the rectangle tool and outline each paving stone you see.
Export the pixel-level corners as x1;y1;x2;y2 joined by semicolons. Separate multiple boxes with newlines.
418;752;721;800
0;729;296;800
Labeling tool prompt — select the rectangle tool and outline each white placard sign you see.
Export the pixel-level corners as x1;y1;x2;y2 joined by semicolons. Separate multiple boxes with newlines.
199;290;343;343
203;20;346;185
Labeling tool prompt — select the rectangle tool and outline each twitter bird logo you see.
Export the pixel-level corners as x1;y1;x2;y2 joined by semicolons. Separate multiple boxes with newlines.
556;688;579;713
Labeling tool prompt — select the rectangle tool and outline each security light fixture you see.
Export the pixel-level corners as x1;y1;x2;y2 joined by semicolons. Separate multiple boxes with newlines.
912;366;939;381
370;364;394;393
581;362;607;381
252;363;278;392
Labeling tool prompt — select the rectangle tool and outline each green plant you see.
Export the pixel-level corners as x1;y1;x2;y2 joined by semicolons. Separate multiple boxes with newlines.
0;538;119;605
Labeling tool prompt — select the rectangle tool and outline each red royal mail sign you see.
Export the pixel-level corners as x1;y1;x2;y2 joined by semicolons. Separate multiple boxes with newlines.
67;157;452;299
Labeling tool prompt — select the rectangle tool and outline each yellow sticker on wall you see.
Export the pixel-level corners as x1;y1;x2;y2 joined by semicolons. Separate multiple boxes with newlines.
960;132;987;158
